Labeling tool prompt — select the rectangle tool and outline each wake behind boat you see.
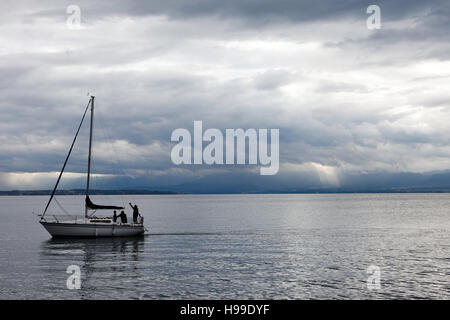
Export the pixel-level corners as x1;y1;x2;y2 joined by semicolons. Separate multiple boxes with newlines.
39;96;146;237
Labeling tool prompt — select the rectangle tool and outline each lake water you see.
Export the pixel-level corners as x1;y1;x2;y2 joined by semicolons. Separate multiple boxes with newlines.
0;194;449;299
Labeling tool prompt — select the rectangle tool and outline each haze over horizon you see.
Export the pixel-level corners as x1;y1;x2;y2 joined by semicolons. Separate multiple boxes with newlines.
2;0;450;193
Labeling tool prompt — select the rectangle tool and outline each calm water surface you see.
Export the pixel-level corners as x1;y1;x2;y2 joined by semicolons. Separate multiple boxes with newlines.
0;194;449;299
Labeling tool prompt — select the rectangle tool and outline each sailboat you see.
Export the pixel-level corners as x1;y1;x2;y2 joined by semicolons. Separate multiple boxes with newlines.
39;96;146;237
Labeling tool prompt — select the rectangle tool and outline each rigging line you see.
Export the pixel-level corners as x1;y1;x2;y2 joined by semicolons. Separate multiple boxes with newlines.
53;197;71;216
88;210;97;218
90;99;115;205
41;98;92;219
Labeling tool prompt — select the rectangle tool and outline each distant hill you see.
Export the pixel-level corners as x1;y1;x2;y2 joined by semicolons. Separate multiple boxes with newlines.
1;187;450;195
3;170;450;195
0;189;179;196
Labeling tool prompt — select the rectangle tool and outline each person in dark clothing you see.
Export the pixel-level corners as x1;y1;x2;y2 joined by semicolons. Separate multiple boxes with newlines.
118;210;127;223
129;202;140;224
113;210;118;223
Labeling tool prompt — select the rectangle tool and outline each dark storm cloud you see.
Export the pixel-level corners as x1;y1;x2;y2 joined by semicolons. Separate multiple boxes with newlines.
30;0;441;23
325;1;450;62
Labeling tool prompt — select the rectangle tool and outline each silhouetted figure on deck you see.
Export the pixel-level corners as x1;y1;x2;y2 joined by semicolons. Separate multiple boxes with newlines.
118;210;127;223
113;210;118;223
129;202;140;224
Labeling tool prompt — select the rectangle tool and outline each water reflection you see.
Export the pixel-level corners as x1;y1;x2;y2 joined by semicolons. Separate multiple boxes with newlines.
39;236;146;299
41;236;145;257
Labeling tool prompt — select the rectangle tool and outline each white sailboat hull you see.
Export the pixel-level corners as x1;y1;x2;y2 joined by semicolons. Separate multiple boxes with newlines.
40;221;145;238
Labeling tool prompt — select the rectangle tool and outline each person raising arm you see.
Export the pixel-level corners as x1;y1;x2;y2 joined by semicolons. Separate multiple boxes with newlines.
129;202;140;224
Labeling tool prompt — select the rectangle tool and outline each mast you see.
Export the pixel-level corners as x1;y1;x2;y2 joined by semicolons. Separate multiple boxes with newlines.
41;99;91;220
85;96;94;218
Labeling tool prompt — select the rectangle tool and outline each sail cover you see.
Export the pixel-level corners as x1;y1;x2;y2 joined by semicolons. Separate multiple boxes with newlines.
85;196;124;210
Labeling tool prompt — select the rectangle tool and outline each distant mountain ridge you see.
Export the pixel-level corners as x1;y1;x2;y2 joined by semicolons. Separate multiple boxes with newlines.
3;170;450;195
0;189;179;196
2;187;450;195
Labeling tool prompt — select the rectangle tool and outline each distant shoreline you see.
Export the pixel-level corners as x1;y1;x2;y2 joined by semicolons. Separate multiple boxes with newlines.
1;189;450;195
0;189;179;196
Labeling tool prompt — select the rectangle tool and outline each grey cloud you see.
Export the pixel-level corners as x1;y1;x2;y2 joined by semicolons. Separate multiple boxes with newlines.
1;0;450;191
62;0;445;23
254;69;295;91
315;80;368;93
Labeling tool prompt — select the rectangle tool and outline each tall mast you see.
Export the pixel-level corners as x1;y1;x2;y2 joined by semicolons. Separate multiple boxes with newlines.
85;96;94;218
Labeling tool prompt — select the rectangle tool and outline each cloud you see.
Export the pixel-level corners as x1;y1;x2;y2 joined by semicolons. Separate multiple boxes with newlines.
1;0;450;191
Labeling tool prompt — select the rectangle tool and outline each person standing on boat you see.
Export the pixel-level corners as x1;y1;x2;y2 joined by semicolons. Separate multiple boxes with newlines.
129;202;140;224
113;210;118;223
118;210;127;224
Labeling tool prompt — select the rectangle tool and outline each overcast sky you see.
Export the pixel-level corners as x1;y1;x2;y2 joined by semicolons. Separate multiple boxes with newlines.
1;0;450;192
